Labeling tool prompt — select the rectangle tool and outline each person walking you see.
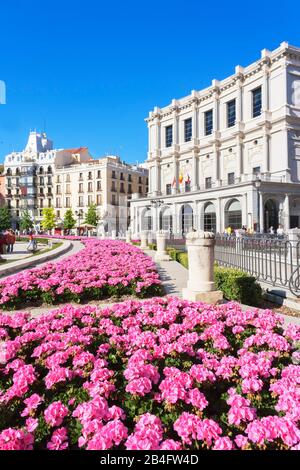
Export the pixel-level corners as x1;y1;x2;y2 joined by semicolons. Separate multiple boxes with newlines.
3;229;13;254
9;230;16;253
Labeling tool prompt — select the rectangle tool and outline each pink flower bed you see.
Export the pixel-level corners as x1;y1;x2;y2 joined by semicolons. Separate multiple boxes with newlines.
0;240;161;309
0;298;299;450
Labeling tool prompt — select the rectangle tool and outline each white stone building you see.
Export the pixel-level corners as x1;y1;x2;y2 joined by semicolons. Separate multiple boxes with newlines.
130;42;300;237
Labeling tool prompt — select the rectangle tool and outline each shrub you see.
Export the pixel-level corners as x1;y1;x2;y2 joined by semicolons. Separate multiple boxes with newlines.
214;266;262;306
0;298;299;450
148;243;157;251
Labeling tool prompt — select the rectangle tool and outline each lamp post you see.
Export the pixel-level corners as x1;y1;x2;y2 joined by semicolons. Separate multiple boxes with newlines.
254;177;261;233
147;199;164;230
75;209;83;235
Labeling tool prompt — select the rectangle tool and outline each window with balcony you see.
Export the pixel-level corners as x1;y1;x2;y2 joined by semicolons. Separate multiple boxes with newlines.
184;118;192;142
228;172;235;185
252;87;262;118
166;184;172;195
205;177;212;189
165;125;173;148
227;100;236;128
204;110;213;136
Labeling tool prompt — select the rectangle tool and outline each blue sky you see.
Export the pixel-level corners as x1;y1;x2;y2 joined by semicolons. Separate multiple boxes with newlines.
0;0;300;164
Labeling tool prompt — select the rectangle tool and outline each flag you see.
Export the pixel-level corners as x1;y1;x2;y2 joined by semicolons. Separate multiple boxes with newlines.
179;173;183;184
186;174;191;184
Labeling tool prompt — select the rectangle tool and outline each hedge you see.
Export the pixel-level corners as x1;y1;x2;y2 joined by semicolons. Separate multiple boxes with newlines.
167;248;262;306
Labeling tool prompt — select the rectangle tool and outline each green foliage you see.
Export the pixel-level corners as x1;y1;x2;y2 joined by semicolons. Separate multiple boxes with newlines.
63;208;76;230
148;243;157;250
214;266;262;306
0;206;11;231
41;207;56;231
84;204;98;227
20;209;34;231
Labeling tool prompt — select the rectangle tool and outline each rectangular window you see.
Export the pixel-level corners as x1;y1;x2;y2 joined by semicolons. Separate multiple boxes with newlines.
39;177;44;185
88;182;93;192
57;210;60;218
184;118;192;142
16;210;19;217
88;195;93;205
252;87;262;118
56;198;61;208
138;186;142;194
97;181;101;191
128;174;132;182
227;100;236;127
112;194;116;205
205;177;212;189
253;166;261;176
120;172;124;180
79;183;83;192
66;184;71;194
128;184;132;194
16;199;19;208
204;110;213;135
56;185;61;194
79;173;83;180
112;170;116;179
88;172;92;180
40;199;43;208
79;196;84;207
48;176;52;185
48;199;52;207
166;184;172;195
120;182;125;193
97;170;101;178
96;194;102;205
165;125;173;147
66;174;70;182
111;181;116;191
65;197;70;208
228;172;235;185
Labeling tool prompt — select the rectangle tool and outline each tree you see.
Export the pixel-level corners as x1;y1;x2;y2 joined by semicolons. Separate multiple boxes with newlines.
63;208;76;230
20;209;34;232
0;206;11;231
41;207;56;232
84;204;99;227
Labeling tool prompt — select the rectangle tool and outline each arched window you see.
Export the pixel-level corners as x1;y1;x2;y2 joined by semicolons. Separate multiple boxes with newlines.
15;167;20;175
6;168;12;175
39;167;44;174
47;166;52;174
180;204;193;235
159;206;173;231
204;202;216;232
264;199;279;231
142;208;152;230
225;199;242;229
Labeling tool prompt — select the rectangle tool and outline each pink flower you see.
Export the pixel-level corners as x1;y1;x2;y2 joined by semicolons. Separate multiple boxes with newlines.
21;393;42;417
44;402;69;427
0;428;34;450
47;427;68;450
213;437;234;450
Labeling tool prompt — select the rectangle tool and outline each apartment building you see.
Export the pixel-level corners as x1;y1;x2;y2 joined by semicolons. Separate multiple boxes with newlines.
55;155;148;234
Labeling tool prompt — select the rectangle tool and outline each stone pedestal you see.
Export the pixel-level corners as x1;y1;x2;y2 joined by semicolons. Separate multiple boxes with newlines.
147;231;155;245
126;230;132;244
140;231;148;250
182;230;223;304
111;230;116;240
155;231;170;261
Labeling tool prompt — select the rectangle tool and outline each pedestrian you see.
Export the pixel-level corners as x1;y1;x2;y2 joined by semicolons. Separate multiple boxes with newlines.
9;230;16;253
3;229;13;253
277;224;285;239
269;226;274;235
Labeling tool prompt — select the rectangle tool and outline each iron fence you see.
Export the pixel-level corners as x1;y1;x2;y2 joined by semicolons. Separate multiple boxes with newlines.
215;236;300;297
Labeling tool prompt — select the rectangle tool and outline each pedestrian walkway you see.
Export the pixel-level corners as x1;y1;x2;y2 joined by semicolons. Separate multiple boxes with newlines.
0;240;83;279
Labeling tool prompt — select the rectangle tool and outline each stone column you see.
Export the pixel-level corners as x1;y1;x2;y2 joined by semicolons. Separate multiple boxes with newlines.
111;230;116;239
283;194;290;231
126;229;132;244
192;149;199;191
172;155;179;194
182;231;223;303
140;231;148;249
155;231;170;261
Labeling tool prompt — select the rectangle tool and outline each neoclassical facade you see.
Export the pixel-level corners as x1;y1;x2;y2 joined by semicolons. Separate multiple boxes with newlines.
130;42;300;236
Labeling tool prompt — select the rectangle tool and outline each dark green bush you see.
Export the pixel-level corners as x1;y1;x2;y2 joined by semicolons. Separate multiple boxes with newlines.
148;243;157;251
214;266;262;306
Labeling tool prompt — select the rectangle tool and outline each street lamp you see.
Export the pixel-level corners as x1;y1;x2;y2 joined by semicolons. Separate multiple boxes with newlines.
75;209;83;235
254;177;261;234
147;199;164;230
